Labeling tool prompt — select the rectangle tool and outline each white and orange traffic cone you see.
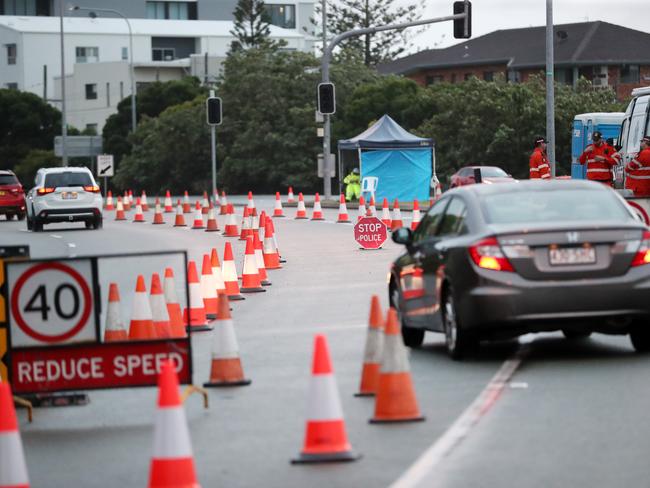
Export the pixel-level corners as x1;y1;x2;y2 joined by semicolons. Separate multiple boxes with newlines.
370;308;425;423
411;200;421;231
253;232;271;286
287;186;295;204
0;382;30;488
163;190;173;212
203;294;251;388
105;190;114;210
129;275;156;340
128;190;134;208
183;260;212;332
381;197;391;228
182;191;192;214
357;196;366;222
205;203;219;232
150;273;172;339
433;178;442;202
249;207;260;235
191;201;204;229
123;191;131;211
219;191;228;215
174;200;187;227
336;194;350;223
240;236;265;293
263;219;282;269
133;198;145;223
152;199;165;225
295;193;308;219
268;217;286;264
222;242;245;301
391;199;404;231
311;193;325;221
355;296;384;397
213;188;220;208
210;248;227;296
201;191;209;215
239;206;253;240
273;192;285;217
148;360;200;488
222;203;239;237
247;190;257;216
163;268;186;338
258;211;267;240
104;283;127;342
115;196;127;221
200;254;219;319
292;334;360;464
368;196;377;217
141;191;150;212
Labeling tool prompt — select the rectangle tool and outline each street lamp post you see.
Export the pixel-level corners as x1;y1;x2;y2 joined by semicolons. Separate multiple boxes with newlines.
59;0;68;166
70;6;137;132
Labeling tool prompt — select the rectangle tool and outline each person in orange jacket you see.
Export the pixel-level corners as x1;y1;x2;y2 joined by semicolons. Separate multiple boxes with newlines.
579;131;616;185
626;136;650;196
529;136;551;180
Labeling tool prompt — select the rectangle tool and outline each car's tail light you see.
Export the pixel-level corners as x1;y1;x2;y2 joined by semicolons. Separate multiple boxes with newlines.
83;185;100;193
37;187;55;195
631;231;650;267
469;237;514;272
9;188;22;194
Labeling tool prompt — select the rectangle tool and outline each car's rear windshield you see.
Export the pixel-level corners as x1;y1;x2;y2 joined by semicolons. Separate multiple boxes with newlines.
0;174;18;185
44;172;92;188
479;167;508;178
481;188;633;224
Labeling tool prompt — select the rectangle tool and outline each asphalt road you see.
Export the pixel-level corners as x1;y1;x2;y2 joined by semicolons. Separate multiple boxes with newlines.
2;198;650;488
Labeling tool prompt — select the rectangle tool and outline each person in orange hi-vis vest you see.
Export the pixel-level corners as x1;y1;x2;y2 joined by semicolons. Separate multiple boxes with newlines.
626;136;650;197
579;131;616;185
529;136;551;180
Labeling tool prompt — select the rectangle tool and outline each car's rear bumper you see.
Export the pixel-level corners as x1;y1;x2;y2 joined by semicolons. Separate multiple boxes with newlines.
0;198;26;213
36;207;101;223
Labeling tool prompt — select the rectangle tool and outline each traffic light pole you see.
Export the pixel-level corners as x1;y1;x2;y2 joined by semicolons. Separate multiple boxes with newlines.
320;3;469;200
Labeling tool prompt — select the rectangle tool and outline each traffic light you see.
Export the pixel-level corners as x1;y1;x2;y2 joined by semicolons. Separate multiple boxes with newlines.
318;83;336;115
206;97;222;125
453;1;472;39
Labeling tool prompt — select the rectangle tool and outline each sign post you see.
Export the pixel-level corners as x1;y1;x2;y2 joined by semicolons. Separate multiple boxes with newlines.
354;216;388;250
97;154;114;197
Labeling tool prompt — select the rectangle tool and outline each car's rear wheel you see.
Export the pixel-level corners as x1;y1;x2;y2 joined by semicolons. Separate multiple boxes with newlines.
390;281;424;348
32;220;43;232
17;212;25;221
562;330;592;340
630;325;650;353
26;215;32;231
94;216;103;229
5;213;15;221
442;287;478;360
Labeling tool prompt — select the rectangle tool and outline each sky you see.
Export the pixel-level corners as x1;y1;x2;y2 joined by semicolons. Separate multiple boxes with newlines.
407;0;646;52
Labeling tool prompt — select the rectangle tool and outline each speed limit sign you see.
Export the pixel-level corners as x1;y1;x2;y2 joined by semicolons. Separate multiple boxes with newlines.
7;260;97;347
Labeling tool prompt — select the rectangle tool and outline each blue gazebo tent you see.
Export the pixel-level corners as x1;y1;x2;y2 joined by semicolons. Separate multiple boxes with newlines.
337;115;434;202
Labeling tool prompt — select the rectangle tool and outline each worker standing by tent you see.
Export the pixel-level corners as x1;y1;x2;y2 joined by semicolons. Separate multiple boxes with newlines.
344;168;361;201
529;136;551;180
579;131;616;185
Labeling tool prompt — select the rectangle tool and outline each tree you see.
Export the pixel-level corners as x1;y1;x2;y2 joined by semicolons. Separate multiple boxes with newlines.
230;0;272;50
311;0;425;66
13;150;60;189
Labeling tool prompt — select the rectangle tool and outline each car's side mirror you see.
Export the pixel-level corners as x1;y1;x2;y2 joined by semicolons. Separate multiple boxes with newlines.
392;227;413;246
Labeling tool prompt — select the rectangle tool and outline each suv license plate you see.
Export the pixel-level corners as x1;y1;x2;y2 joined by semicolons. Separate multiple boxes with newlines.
0;191;5;196
62;192;78;200
549;246;596;266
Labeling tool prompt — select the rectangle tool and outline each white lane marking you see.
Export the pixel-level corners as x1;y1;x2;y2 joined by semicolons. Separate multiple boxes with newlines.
67;243;76;248
390;337;533;488
50;234;62;238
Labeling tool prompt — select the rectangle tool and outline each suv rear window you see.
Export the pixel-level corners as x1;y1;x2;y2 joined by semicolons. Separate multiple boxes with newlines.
44;172;92;188
0;174;18;185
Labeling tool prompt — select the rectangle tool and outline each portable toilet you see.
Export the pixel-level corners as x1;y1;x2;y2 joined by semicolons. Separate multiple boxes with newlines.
571;112;624;179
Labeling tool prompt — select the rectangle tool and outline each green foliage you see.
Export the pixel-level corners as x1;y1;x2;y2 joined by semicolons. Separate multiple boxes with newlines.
13;149;60;188
230;0;272;50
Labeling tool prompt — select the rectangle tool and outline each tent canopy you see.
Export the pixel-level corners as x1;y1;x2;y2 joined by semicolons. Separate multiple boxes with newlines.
338;114;433;150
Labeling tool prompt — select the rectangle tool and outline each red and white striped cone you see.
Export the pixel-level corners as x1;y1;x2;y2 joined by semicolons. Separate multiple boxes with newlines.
390;199;404;231
240;236;265;293
269;217;286;264
150;273;172;339
123;191;131;211
357;196;366;222
287;186;295;204
129;275;156;340
239;206;253;240
128;190;134;208
105;190;114;210
148;360;200;488
381;198;391;228
200;254;219;319
292;334;360;464
219;191;228;215
273;192;285;217
247;190;257;216
141;191;150;212
210;248;227;296
222;242;245;301
295;193;308;219
253;232;271;286
311;193;325;221
201;191;209;214
205;203;219;232
182;191;191;214
104;283;127;342
368;196;377;217
152;200;165;225
115;197;127;221
133;198;145;223
203;294;251;388
336;194;351;223
163;190;173;212
263;219;282;269
258;211;267;240
191;201;205;229
0;382;30;488
213;188;220;209
163;268;186;338
355;295;384;397
222;203;240;237
249;207;260;235
173;200;187;227
411;200;421;231
183;260;212;332
433;179;442;202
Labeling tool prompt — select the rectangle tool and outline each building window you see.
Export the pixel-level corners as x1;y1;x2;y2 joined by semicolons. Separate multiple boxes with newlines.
621;64;640;84
507;70;520;83
121;47;128;61
265;4;296;29
425;75;444;85
6;44;16;65
5;82;18;89
483;71;494;82
152;48;175;61
85;123;98;134
85;83;98;100
76;47;99;63
2;0;50;15
146;1;197;20
554;68;574;85
451;74;457;83
464;73;473;81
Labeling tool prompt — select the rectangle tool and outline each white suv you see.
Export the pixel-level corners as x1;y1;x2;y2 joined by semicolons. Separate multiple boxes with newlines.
26;167;103;232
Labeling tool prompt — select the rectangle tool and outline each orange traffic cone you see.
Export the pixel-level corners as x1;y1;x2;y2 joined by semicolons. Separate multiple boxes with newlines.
391;199;404;231
336;194;350;223
411;200;421;231
240;236;265;293
370;308;425;423
268;217;286;264
295;193;308;219
258;211;267;240
253;232;271;286
273;192;285;217
222;242;245;301
152;199;165;225
200;254;219;319
141;191;150;212
311;193;325;221
287;186;295;203
105;190;114;210
205;203;219;232
381;198;391;228
148;360;200;488
115;197;126;221
128;275;156;340
222;203;239;237
247;190;257;216
239;206;252;240
173;200;186;227
263;219;282;269
368;196;377;217
104;283;127;342
182;191;191;213
133;198;145;223
219;191;228;215
183;260;212;332
292;334;360;464
210;248;227;296
357;196;366;222
123;191;131;211
203;294;251;388
150;273;172;339
163;190;173;212
163;268;186;338
0;382;30;488
355;296;384;397
191;201;204;229
201;191;209;214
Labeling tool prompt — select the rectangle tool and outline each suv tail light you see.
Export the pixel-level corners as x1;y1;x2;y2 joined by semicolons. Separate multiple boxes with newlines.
83;185;100;193
631;231;650;267
469;237;514;272
37;187;55;195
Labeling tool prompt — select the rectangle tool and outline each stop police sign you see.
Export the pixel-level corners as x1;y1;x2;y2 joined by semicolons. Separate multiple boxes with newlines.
354;216;388;249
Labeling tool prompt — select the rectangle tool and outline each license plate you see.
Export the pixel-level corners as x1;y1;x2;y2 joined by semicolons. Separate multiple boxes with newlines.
0;191;5;196
549;246;596;266
61;192;78;200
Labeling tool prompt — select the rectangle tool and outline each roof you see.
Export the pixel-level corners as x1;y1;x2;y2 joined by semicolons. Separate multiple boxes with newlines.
338;114;433;150
379;21;650;76
0;15;304;38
